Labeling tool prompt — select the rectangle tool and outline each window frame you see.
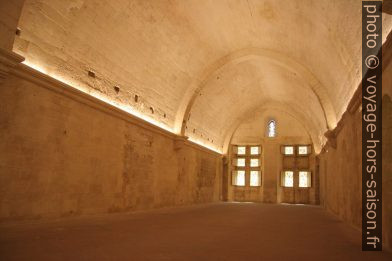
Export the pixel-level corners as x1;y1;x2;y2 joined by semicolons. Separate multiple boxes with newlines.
266;119;277;138
281;170;295;188
250;158;260;167
298;170;312;188
234;145;247;156
297;145;312;156
281;145;296;156
250;170;261;187
233;157;246;167
232;170;246;187
250;146;261;155
231;145;262;187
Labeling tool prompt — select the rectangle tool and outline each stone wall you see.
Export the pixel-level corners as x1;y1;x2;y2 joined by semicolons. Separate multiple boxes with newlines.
226;109;318;204
0;64;222;221
318;103;362;227
0;0;24;50
318;51;392;250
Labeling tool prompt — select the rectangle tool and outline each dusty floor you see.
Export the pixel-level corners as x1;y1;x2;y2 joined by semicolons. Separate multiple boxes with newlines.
0;203;390;261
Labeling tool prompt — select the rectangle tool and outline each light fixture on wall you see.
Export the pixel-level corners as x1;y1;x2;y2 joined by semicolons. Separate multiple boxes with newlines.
20;60;223;154
188;137;222;153
21;60;172;133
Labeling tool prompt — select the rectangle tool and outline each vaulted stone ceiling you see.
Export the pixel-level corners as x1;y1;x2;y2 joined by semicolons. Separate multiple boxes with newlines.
14;0;392;153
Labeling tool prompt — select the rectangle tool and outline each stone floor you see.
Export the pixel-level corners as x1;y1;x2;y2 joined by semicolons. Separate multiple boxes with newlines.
0;203;390;260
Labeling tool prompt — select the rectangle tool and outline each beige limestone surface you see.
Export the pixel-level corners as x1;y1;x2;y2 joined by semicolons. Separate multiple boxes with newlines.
13;0;392;152
1;0;392;255
0;69;221;221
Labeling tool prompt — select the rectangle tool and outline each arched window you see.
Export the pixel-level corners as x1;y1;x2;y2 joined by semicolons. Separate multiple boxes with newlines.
267;120;276;138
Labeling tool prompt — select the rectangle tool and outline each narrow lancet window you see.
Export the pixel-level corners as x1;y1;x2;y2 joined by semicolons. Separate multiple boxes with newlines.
267;120;276;137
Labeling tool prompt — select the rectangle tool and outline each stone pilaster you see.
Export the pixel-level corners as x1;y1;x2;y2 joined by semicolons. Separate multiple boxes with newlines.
0;48;24;85
173;135;189;151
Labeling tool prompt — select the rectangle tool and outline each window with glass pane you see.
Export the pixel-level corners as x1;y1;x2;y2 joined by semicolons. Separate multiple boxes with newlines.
298;146;309;155
267;120;276;137
250;146;259;155
237;146;246;155
237;158;245;167
231;144;262;188
299;171;311;187
250;158;259;167
283;171;294;187
250;171;260;186
235;170;245;186
284;146;294;155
